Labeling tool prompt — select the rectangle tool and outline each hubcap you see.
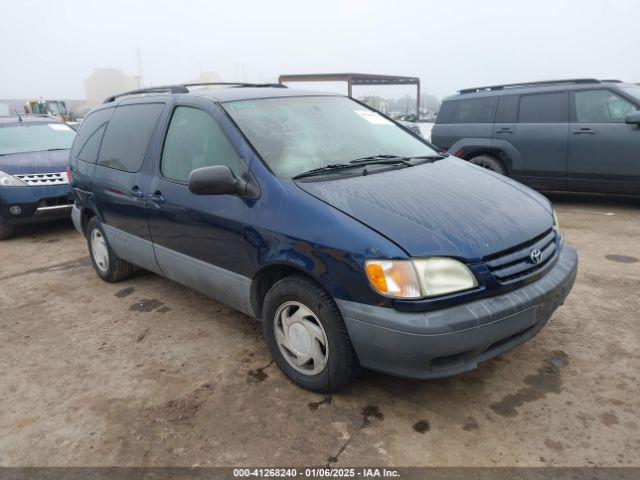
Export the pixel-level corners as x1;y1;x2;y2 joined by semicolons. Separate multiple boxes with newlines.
90;229;109;272
273;301;328;376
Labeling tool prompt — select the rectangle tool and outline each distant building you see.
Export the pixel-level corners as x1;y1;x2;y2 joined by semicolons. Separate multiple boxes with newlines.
359;96;389;113
84;68;138;106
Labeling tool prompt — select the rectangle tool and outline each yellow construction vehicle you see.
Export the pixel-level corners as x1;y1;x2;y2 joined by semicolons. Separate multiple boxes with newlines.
25;100;71;121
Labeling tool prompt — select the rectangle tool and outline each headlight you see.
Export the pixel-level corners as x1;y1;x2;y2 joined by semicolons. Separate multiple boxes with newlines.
365;260;422;299
553;209;560;230
0;170;26;187
413;258;479;297
365;258;478;299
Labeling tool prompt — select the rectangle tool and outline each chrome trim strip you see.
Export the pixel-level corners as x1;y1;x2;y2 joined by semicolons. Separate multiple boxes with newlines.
36;204;73;211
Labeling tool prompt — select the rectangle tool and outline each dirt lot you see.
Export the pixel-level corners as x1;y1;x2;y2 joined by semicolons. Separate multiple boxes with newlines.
0;194;638;467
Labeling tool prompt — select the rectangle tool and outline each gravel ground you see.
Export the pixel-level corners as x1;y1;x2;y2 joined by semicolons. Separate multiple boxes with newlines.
0;193;638;467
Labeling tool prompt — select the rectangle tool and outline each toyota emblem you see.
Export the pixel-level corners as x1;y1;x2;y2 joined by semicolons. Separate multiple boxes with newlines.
529;248;542;264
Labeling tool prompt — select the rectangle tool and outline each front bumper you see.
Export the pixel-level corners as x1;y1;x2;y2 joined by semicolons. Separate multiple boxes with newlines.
337;245;578;379
0;184;73;225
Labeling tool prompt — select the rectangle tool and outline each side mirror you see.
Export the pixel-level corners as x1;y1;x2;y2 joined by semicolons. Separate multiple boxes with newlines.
625;111;640;125
188;165;246;196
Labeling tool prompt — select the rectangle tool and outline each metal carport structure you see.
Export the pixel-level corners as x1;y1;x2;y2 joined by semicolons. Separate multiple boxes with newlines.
278;73;421;113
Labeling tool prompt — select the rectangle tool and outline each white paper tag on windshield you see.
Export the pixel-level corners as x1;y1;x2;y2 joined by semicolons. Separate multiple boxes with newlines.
48;124;72;131
354;110;392;125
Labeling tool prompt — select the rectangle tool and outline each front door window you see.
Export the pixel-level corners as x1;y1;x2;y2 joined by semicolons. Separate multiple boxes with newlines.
574;90;637;122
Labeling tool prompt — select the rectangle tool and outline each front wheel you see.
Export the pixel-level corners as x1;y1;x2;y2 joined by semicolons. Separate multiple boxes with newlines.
86;217;136;282
469;155;506;175
263;275;361;392
0;223;17;241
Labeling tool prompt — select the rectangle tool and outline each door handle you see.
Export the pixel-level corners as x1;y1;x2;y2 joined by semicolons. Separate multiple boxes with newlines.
573;128;597;135
496;128;514;134
149;192;166;205
129;186;145;198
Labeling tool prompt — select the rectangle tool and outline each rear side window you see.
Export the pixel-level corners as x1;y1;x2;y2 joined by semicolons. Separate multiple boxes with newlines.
518;92;568;123
161;106;244;183
437;97;497;124
574;89;637;122
98;103;164;172
71;107;113;163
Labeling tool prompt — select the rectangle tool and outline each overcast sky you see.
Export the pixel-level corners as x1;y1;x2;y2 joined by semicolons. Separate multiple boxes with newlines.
1;0;638;100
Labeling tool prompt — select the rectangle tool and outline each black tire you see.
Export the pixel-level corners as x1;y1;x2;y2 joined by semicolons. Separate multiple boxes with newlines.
86;217;136;282
263;275;361;393
469;155;506;175
0;223;17;241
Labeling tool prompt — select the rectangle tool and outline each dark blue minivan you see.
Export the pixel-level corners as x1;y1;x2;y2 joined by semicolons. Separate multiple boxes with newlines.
69;84;578;392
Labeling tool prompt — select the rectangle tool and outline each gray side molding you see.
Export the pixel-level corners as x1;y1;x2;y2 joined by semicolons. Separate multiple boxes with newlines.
102;224;163;276
153;244;255;318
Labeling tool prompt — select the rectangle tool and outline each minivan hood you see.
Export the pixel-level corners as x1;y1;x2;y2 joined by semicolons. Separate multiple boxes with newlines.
0;149;70;175
296;158;553;260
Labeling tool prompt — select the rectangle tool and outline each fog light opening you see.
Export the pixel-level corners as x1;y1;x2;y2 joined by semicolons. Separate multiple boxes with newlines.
9;205;22;215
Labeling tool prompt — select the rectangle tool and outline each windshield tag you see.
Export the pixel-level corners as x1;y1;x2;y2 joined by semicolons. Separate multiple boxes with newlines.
48;124;72;131
354;110;392;125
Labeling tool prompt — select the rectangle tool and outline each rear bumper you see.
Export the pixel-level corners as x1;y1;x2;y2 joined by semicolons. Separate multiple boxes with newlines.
337;245;578;379
0;184;73;225
71;205;83;235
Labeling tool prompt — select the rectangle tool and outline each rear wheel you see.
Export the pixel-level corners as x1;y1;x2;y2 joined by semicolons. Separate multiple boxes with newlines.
263;275;361;392
87;217;136;282
469;155;506;175
0;223;17;241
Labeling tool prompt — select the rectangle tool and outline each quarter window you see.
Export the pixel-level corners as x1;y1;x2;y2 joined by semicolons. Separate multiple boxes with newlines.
161;106;244;183
437;97;497;124
79;125;107;163
574;89;637;122
71;107;113;163
518;93;567;123
97;103;164;172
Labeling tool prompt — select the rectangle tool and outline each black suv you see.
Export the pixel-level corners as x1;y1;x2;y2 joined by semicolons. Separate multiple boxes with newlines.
431;79;640;194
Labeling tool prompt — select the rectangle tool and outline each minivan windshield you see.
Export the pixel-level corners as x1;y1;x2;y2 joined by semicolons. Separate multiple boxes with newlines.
0;123;76;156
224;96;439;179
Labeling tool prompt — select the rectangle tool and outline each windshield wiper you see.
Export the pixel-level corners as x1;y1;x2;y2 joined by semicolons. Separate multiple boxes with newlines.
291;153;448;180
292;158;412;180
349;154;412;165
292;163;362;180
351;153;448;164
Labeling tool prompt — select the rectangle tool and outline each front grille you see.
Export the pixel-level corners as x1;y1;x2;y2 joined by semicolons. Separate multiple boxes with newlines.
16;172;68;186
484;229;558;283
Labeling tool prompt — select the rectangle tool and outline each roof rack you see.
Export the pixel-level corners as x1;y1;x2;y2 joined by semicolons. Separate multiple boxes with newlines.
183;82;286;89
104;82;287;104
458;78;602;94
600;79;623;83
104;85;189;104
